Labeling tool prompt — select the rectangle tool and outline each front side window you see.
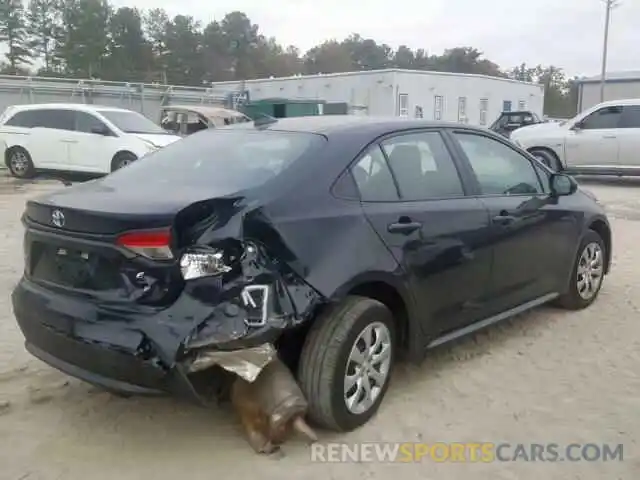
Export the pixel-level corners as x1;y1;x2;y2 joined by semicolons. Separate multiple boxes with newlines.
381;131;464;200
75;111;110;134
454;132;542;196
97;109;169;135
580;106;623;129
352;145;399;202
103;129;325;192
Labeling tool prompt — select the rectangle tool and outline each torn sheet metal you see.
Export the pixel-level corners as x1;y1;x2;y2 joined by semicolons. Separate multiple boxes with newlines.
186;342;277;383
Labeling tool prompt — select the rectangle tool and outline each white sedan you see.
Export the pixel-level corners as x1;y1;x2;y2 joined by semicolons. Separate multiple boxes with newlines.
0;103;182;178
511;98;640;176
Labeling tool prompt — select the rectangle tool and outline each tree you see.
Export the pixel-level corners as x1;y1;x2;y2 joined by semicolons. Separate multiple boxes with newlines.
0;0;32;72
162;14;203;85
219;11;260;80
143;7;169;82
56;0;112;77
26;0;63;72
303;40;353;74
105;7;152;81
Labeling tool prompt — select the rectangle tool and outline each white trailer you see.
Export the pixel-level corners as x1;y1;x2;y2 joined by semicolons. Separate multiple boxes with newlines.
209;69;544;126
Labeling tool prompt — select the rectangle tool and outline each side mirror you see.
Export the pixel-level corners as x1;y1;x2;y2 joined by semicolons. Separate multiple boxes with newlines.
91;125;111;136
570;121;583;131
550;173;577;196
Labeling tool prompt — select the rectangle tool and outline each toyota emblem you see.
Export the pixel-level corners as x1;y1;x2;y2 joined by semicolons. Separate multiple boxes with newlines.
51;209;65;228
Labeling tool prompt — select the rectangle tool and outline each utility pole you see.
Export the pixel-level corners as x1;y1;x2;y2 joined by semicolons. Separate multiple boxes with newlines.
600;0;620;102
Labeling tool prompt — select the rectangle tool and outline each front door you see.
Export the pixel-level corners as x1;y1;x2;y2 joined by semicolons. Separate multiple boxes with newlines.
353;130;493;337
63;111;118;173
449;129;578;313
565;105;623;168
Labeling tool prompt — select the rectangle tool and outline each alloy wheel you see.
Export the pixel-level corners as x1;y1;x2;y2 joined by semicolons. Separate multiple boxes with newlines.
10;151;29;176
576;242;604;300
343;321;392;415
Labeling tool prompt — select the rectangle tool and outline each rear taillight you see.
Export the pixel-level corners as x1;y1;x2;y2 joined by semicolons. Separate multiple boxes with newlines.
116;229;173;260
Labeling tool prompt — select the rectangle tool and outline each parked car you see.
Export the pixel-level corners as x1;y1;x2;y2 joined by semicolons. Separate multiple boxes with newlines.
510;98;640;175
489;110;543;138
0;103;182;178
12;116;611;432
160;105;252;136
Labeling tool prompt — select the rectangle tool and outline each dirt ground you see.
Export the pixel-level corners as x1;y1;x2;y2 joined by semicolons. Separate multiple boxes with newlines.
0;174;639;480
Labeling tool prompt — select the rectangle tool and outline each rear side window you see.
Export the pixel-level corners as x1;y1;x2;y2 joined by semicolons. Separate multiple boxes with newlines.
352;145;399;201
381;131;464;200
103;129;325;192
5;109;75;131
4;110;39;128
619;106;640;128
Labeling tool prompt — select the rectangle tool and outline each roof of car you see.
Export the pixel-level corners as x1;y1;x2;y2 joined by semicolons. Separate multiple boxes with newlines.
230;115;489;136
5;103;136;114
161;105;248;118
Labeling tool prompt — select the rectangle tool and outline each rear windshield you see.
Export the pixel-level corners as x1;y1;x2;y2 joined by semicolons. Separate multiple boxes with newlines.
103;129;325;191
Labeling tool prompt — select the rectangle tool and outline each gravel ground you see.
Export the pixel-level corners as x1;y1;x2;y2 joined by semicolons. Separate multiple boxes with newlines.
0;174;639;480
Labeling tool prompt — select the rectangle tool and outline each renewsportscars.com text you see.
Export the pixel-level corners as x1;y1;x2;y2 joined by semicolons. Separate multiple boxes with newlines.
311;442;624;463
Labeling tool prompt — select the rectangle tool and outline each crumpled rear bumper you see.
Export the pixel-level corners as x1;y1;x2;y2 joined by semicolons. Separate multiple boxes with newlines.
11;271;320;402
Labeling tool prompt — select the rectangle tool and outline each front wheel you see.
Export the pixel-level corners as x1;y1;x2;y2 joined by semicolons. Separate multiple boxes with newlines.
111;152;137;172
7;147;35;178
297;296;396;432
530;149;561;171
554;230;606;310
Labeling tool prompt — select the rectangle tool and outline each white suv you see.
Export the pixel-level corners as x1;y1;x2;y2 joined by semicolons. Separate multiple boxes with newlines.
0;103;182;178
510;98;640;175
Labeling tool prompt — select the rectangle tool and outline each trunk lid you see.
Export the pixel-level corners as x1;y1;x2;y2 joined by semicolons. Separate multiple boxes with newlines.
25;179;235;235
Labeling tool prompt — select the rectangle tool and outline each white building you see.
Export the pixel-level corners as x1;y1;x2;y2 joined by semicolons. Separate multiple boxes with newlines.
210;69;544;126
577;71;640;112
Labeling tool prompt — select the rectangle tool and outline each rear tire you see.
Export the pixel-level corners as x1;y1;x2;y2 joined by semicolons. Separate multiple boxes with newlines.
110;152;137;172
297;296;396;432
7;147;35;178
554;230;606;310
530;148;561;171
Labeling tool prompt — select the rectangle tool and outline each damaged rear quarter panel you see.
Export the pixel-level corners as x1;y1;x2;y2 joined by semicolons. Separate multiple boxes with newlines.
176;131;419;370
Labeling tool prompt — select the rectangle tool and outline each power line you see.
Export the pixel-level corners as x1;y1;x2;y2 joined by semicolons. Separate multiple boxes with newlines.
600;0;622;102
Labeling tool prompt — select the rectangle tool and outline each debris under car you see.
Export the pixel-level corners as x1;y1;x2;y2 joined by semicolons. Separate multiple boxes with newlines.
11;115;611;454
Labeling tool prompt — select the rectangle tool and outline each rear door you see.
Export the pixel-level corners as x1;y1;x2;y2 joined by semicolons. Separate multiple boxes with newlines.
353;129;493;337
448;129;578;314
24;109;75;170
615;105;640;170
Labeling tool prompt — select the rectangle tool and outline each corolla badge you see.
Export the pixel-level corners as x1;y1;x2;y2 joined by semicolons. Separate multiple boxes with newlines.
51;209;65;228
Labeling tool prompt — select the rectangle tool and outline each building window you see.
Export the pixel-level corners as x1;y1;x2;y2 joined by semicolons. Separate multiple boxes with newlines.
434;95;444;120
458;97;467;123
518;100;526;110
503;100;512;112
398;93;409;117
479;98;488;125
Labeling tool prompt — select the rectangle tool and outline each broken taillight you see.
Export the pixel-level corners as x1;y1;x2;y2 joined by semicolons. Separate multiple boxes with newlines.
116;229;173;260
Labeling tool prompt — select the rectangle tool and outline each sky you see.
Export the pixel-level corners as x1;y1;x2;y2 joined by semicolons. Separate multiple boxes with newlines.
111;0;640;78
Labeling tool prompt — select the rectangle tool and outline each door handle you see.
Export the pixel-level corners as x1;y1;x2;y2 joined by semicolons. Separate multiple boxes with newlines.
62;139;78;143
387;220;422;234
492;211;517;225
602;135;616;139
